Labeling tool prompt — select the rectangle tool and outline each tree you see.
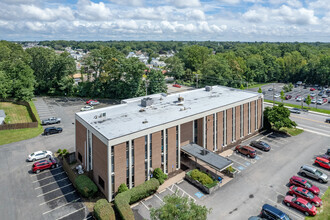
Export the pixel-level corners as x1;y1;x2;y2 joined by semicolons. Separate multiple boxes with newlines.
147;69;167;95
263;104;297;130
305;94;311;107
240;84;245;90
165;56;185;80
150;193;211;220
258;87;262;93
280;90;285;103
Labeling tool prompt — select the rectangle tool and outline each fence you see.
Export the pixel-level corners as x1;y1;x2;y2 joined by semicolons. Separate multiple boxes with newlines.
0;101;38;130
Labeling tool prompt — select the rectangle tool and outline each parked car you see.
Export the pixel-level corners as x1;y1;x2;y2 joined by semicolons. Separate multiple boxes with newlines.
235;145;256;158
41;117;61;125
318;91;324;96
86;99;98;104
27;150;53;162
250;140;271;151
322;93;328;98
310;88;315;91
326;148;330;155
289;176;320;195
274;93;280;98
31;158;58;174
268;88;273;91
289;108;301;114
314;157;330;170
311;99;316;104
260;204;291;220
248;217;264;220
173;84;181;88
288;186;322;207
296;96;303;102
284;196;316;216
310;92;316;97
285;95;292;100
322;98;327;104
89;100;100;106
299;165;328;183
43;127;62;136
81;105;94;111
326;118;330;123
316;98;323;105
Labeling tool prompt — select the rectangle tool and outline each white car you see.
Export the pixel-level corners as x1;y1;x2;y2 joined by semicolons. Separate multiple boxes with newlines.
311;99;316;104
317;99;323;105
89;101;100;106
296;96;303;101
310;93;316;97
81;105;94;111
322;94;328;98
27;150;53;162
274;93;280;98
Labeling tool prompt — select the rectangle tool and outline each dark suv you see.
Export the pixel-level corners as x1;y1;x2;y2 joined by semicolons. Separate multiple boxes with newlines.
43;127;62;135
260;204;291;220
250;140;271;151
32;158;58;173
235;145;256;158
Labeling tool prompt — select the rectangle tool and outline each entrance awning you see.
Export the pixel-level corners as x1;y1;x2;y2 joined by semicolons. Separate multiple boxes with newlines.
181;143;233;172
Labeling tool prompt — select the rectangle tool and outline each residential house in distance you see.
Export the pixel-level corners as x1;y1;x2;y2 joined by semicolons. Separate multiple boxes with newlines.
75;85;263;201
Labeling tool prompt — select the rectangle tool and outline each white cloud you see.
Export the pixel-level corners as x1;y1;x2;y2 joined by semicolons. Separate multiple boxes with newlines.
186;9;206;20
216;0;241;4
109;0;144;7
77;0;111;21
168;0;201;8
21;5;74;21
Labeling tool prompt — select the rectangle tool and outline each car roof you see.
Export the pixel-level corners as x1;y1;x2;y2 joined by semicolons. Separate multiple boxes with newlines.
316;157;329;162
301;165;316;171
296;197;309;205
291;176;305;182
262;204;286;216
243;145;255;151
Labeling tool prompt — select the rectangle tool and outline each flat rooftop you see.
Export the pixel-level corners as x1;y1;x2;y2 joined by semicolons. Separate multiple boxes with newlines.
76;86;261;141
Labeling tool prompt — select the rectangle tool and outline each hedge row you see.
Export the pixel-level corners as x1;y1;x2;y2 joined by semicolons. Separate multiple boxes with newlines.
94;199;115;220
74;175;98;198
114;178;160;220
190;169;213;185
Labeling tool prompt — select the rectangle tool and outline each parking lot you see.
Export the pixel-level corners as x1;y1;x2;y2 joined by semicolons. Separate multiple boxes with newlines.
252;83;330;111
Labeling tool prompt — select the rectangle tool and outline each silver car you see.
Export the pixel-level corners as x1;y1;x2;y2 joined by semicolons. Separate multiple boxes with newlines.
299;165;328;183
27;150;53;162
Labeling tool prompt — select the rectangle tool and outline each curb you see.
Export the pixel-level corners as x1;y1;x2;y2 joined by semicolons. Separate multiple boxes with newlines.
263;102;329;117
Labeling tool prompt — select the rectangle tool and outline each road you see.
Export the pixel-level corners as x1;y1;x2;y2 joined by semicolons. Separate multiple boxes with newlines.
200;112;330;219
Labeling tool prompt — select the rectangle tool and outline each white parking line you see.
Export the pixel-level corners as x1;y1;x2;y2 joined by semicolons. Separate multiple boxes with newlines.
154;194;165;204
39;191;76;205
141;201;149;210
42;198;81;215
173;184;196;202
35;177;68;189
56;207;85;220
229;156;247;167
84;216;93;220
37;183;72;197
32;166;63;177
33;171;65;182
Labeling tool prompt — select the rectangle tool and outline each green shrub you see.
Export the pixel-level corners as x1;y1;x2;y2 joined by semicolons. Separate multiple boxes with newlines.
118;183;128;194
57;149;62;154
153;168;167;184
190;169;213;185
74;175;98;198
94;199;115;220
114;178;160;220
226;166;236;173
205;181;218;189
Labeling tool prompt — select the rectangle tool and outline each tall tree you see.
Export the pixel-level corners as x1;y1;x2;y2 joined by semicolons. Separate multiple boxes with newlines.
165;56;185;80
147;69;167;95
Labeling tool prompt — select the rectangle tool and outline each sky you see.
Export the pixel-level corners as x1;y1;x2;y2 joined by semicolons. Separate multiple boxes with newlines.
0;0;329;42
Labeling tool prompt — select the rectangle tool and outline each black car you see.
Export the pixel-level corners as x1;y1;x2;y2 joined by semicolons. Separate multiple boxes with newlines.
43;127;62;135
326;149;330;156
250;140;271;151
325;118;330;123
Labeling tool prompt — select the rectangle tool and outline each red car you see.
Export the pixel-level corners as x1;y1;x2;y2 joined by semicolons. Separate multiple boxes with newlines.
86;99;98;104
235;145;256;158
173;84;181;88
289;176;320;195
284;196;316;216
323;98;328;104
288;186;322;207
315;157;330;170
32;158;58;174
285;95;292;100
310;88;316;91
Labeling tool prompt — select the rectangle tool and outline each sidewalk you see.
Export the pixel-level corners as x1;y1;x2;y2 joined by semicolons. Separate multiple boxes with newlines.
157;171;185;193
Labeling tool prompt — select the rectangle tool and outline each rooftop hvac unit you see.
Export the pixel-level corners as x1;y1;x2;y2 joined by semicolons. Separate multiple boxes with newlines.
205;86;212;91
141;97;154;107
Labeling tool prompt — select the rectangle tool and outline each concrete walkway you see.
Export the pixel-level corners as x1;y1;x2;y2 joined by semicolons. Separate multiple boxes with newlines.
33;97;56;120
157;171;186;193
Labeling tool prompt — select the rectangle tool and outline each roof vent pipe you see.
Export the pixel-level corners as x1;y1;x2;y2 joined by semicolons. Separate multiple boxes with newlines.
205;86;212;91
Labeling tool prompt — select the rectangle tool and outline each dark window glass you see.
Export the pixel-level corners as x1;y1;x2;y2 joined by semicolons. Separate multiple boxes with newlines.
98;176;105;189
78;152;82;162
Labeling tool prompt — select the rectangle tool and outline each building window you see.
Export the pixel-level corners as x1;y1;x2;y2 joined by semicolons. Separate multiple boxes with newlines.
131;167;135;187
99;176;105;189
161;131;164;172
111;174;115;199
165;129;168;173
194;120;198;143
149;134;152;168
132;140;135;187
78;152;82;162
111;146;114;173
126;169;129;186
213;114;216;150
145;135;148;160
126;142;129;186
232;108;235;142
241;105;243;137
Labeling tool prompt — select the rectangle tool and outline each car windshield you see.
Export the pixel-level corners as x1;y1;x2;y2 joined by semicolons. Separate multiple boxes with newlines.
283;214;291;220
30;153;34;156
315;170;323;176
306;203;313;209
306;182;312;188
307;192;314;199
261;142;269;147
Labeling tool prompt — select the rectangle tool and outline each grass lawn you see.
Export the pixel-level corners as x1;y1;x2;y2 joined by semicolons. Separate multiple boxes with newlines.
264;99;330;115
279;127;304;136
0;102;33;123
306;187;330;220
0;101;43;146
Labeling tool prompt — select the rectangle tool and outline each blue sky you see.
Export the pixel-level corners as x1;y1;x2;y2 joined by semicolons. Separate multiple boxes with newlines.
0;0;329;42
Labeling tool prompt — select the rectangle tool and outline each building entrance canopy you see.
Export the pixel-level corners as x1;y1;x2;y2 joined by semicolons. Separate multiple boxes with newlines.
181;143;233;172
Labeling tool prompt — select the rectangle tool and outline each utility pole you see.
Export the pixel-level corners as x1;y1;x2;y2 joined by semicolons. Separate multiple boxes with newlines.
195;74;199;88
272;83;275;107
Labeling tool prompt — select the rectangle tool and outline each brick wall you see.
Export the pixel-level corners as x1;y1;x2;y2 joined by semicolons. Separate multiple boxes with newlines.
180;121;193;146
206;114;214;151
75;120;86;167
92;134;108;197
217;111;223;151
251;101;256;132
151;131;162;170
226;108;233;145
235;105;240;141
114;142;126;193
133;136;145;186
167;127;177;174
244;103;249;136
197;118;203;147
258;98;263;129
